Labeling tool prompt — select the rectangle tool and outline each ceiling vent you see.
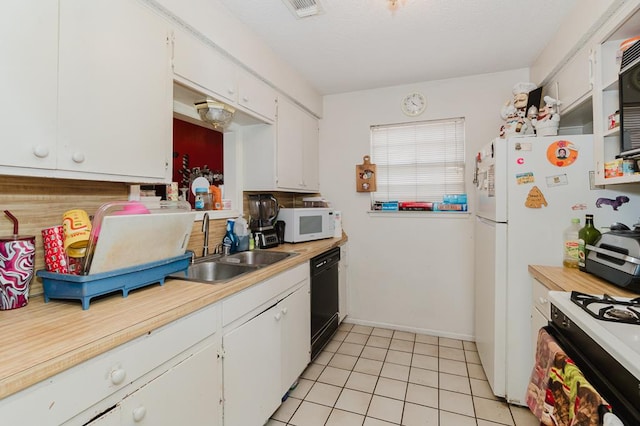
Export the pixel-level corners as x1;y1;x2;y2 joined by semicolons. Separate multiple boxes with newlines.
281;0;323;18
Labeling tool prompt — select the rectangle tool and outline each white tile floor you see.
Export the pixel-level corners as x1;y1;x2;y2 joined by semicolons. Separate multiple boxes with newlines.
267;323;539;426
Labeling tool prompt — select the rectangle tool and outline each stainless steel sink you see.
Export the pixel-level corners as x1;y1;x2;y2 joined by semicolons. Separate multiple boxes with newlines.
217;251;296;266
172;261;257;284
171;250;297;285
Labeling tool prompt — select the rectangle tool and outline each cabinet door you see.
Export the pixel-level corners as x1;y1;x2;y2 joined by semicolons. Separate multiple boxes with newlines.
280;283;311;395
172;28;238;104
276;98;305;190
276;98;320;191
58;0;171;181
0;1;58;170
338;245;348;323
301;109;320;191
555;45;593;113
117;342;220;426
238;71;277;122
223;304;282;426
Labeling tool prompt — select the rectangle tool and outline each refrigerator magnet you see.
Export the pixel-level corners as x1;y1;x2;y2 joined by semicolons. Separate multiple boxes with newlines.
546;140;578;167
524;186;548;208
546;174;568;187
516;172;534;185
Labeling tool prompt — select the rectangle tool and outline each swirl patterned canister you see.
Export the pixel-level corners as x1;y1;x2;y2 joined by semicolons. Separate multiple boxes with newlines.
0;235;35;310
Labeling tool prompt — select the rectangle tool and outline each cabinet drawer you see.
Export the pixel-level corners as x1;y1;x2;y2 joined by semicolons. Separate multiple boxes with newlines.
0;304;220;426
222;263;308;328
532;279;551;320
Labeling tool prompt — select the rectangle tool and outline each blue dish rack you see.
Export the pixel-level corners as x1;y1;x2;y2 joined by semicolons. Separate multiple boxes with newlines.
36;253;191;310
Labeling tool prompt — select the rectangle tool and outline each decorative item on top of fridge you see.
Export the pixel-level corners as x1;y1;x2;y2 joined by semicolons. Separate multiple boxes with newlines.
531;96;561;136
499;82;537;138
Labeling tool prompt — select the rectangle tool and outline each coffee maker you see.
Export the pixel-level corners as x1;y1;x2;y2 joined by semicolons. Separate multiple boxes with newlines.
248;194;280;248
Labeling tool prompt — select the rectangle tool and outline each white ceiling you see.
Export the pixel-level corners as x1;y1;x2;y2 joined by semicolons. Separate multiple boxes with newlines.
217;0;579;95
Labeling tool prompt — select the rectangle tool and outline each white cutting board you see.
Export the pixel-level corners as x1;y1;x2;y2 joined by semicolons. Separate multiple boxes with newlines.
88;211;195;274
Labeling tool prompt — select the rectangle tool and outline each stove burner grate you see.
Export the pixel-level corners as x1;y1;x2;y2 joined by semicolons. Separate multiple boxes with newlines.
570;291;640;325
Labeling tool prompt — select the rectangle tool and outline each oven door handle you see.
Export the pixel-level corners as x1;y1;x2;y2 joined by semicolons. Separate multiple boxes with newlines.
586;244;640;265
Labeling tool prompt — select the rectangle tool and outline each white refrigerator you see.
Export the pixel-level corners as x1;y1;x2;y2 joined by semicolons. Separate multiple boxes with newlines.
474;135;640;405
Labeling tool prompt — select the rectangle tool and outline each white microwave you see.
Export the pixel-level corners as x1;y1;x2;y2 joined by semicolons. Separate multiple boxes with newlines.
277;208;335;243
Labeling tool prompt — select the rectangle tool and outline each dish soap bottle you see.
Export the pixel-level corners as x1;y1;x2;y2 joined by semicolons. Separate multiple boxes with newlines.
222;219;238;254
563;218;581;268
578;214;601;271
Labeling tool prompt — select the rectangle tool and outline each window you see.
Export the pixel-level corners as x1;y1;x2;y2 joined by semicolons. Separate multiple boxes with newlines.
370;117;465;208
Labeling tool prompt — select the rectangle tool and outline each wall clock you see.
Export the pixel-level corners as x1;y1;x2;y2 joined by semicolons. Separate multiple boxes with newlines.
401;92;426;116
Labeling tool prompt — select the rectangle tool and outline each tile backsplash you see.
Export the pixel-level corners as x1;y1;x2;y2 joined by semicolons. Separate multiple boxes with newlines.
0;175;320;298
0;175;227;297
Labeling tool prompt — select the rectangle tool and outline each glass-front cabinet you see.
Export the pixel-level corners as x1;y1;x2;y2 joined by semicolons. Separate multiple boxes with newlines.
593;3;640;185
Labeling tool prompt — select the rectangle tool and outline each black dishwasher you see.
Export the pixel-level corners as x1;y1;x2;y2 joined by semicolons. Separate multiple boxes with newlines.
310;247;340;360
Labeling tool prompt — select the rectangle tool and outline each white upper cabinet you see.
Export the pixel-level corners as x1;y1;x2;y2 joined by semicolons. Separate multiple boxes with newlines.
238;70;277;122
243;97;319;192
57;0;172;182
172;27;239;105
172;27;277;123
0;1;58;170
542;45;594;115
277;97;319;191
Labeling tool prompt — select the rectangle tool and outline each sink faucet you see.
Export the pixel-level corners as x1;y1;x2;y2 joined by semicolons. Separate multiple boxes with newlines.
202;212;210;257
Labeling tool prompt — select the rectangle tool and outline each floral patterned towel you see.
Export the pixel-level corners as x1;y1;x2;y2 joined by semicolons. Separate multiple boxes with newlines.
526;327;610;426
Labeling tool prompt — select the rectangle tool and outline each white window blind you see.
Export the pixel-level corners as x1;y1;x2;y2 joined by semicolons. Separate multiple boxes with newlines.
370;118;465;203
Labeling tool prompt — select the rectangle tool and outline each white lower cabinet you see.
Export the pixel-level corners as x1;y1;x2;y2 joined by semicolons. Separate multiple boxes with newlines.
338;244;348;323
531;278;551;359
280;284;311;396
0;264;313;426
221;265;311;426
0;304;221;426
87;339;220;425
222;302;282;426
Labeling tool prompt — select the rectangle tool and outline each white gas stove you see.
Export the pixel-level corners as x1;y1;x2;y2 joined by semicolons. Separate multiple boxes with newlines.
547;291;640;424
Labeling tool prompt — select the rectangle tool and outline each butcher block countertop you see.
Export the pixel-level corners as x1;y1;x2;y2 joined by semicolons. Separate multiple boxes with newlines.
528;264;639;298
0;235;347;400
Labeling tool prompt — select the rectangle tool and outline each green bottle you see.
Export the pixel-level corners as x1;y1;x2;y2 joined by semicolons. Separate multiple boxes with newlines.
578;214;601;271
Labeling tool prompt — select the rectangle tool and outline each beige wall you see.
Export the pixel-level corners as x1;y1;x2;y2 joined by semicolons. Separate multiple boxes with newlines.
319;69;530;340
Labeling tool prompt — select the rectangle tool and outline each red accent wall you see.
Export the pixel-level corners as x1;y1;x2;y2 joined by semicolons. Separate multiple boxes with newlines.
172;118;224;186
